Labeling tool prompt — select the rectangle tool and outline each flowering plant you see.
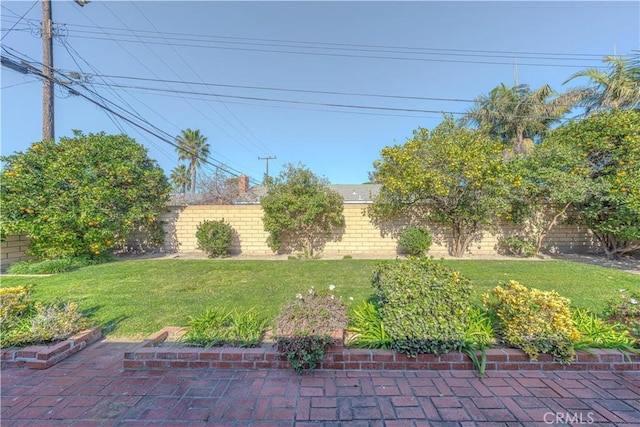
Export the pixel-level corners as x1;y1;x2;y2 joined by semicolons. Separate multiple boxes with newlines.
602;289;640;339
275;285;348;372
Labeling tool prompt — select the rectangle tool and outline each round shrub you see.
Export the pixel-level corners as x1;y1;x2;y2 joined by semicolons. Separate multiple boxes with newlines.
398;227;433;256
195;219;234;258
483;280;580;362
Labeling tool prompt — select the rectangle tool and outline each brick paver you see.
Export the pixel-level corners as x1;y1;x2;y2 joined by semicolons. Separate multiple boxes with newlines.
1;339;639;426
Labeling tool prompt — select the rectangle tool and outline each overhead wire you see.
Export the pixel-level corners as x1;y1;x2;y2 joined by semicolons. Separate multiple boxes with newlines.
0;1;38;41
98;2;266;179
1;48;259;184
60;39;178;164
2;14;614;69
130;2;273;171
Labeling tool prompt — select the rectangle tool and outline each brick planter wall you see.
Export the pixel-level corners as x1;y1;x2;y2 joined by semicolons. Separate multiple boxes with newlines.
123;329;639;372
1;326;102;370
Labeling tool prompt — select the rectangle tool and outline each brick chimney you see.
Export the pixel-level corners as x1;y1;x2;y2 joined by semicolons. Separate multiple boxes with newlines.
238;175;249;195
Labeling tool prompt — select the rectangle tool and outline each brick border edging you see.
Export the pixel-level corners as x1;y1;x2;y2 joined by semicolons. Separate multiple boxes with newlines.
1;326;102;369
123;328;640;372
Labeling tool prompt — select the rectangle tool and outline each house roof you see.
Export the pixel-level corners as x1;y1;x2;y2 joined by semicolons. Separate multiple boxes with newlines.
236;184;381;205
170;184;381;206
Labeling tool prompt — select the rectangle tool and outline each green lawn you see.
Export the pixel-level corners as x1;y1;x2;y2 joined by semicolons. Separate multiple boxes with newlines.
2;258;638;339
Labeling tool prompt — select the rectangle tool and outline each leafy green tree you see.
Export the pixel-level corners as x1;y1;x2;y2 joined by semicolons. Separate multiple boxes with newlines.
261;163;344;257
545;109;640;258
463;83;571;155
505;141;591;255
170;164;191;194
175;128;210;194
564;55;640;114
1;131;171;259
369;117;509;257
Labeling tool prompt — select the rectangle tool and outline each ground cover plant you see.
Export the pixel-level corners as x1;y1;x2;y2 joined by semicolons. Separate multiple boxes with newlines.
182;307;267;348
2;258;638;339
0;286;88;347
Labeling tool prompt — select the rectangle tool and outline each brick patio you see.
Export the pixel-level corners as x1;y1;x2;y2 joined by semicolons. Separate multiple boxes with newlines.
1;339;639;426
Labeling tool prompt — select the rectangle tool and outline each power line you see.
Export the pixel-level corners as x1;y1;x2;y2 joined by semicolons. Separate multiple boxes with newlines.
82;81;467;115
130;3;272;159
0;1;37;42
25;19;612;60
1;50;259;185
82;73;477;104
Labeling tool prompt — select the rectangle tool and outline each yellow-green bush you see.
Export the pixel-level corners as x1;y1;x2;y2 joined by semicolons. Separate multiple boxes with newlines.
0;286;87;347
483;280;580;362
0;286;33;325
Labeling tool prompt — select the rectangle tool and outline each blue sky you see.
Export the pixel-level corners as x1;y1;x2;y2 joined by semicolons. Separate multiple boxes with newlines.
2;1;638;185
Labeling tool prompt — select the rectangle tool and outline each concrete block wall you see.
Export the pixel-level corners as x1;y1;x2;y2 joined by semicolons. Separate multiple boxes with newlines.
1;234;33;271
162;204;600;257
0;206;602;269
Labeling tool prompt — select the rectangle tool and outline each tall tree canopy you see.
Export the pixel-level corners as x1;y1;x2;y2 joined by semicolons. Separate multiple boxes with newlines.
462;83;571;155
369;117;509;257
170;164;191;195
175;128;210;194
261;163;344;257
564;55;640;114
545;109;640;258
1;131;171;259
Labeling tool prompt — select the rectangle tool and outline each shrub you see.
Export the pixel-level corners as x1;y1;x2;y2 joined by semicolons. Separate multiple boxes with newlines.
602;289;640;339
572;309;637;351
0;286;33;325
398;227;433;256
1;299;87;348
195;219;234;258
183;308;268;348
6;255;113;274
372;257;473;357
499;236;536;258
274;285;348;372
462;307;495;348
27;302;87;344
484;281;580;362
346;300;391;349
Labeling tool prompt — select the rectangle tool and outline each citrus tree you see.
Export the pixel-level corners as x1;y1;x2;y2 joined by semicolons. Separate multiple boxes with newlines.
505;141;591;255
544;109;640;259
1;131;171;259
261;163;344;257
369;117;509;257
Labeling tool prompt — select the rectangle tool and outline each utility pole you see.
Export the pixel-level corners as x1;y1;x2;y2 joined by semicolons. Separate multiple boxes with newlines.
41;0;54;141
258;156;276;181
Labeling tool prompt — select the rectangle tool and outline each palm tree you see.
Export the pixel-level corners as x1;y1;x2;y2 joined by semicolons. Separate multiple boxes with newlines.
563;55;640;114
175;129;210;194
170;164;190;194
462;83;571;155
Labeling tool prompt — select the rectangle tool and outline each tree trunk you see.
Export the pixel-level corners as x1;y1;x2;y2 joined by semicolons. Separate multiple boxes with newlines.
190;163;197;194
592;231;640;260
534;202;573;255
450;223;474;257
305;236;314;258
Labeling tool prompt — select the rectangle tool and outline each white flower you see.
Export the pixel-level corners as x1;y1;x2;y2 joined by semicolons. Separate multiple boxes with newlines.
630;298;638;305
296;293;303;300
349;297;354;301
329;285;335;291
